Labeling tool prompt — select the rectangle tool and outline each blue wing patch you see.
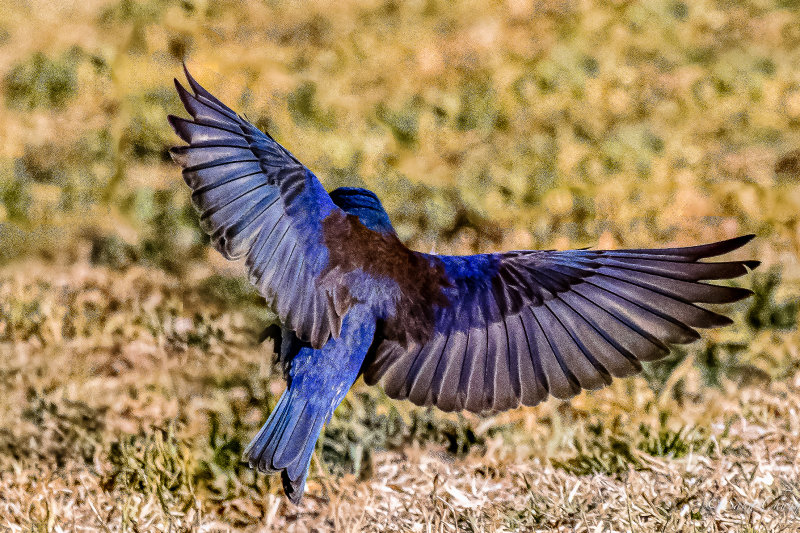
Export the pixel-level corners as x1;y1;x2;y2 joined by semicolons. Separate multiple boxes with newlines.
364;235;758;413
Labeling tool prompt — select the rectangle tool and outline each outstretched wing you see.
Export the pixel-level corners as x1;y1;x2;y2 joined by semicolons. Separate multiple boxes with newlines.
168;66;347;349
363;235;758;413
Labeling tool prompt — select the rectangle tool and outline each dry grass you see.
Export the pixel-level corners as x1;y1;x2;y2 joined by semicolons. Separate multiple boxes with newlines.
1;0;800;531
0;261;797;532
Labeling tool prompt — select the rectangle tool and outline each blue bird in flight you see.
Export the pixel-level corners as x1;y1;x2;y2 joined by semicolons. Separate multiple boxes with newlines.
168;67;758;504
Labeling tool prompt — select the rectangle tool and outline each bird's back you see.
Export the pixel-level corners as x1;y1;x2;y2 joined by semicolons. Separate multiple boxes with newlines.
329;187;396;235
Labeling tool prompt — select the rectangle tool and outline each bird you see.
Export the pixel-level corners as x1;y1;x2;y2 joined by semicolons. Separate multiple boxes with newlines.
168;66;758;504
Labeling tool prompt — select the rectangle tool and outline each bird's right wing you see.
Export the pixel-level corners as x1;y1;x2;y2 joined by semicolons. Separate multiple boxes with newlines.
169;67;349;349
363;235;758;413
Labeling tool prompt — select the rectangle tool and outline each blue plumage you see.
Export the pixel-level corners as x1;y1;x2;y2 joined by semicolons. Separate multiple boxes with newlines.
329;187;396;234
169;66;758;504
245;306;376;501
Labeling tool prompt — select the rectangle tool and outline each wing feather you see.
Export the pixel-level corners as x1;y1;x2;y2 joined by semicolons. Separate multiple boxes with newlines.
169;67;350;348
461;325;489;412
407;336;447;406
365;236;757;413
514;311;549;405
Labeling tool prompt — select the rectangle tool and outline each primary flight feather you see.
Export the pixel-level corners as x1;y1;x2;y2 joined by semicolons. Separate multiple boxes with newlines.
168;66;758;504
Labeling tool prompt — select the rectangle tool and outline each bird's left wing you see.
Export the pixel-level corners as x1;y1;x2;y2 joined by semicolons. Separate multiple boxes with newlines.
363;236;758;413
169;67;349;349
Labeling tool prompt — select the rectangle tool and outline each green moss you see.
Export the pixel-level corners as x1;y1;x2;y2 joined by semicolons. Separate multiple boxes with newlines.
746;268;798;332
553;414;717;477
376;98;420;147
287;81;336;130
4;51;78;110
103;425;197;518
455;78;501;132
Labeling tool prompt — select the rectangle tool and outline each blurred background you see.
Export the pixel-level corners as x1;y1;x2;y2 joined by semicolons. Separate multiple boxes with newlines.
0;0;798;531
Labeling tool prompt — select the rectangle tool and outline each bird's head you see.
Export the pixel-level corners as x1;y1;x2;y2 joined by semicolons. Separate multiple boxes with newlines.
329;187;396;235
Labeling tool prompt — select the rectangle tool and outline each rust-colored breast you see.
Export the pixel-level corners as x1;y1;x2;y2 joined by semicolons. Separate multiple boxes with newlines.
321;210;450;345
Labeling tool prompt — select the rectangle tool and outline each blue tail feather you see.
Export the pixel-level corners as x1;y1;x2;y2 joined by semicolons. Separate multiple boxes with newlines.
243;390;327;504
243;306;377;504
243;392;288;473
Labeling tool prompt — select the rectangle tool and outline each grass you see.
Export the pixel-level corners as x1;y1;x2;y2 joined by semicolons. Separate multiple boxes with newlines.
0;0;799;530
0;262;797;531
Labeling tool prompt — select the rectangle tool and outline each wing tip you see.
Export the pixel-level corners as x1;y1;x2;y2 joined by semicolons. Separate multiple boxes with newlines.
701;312;734;328
602;233;758;261
720;286;754;303
167;145;186;166
181;62;229;109
174;78;198;116
724;233;755;247
698;233;757;259
167;114;190;142
182;62;199;94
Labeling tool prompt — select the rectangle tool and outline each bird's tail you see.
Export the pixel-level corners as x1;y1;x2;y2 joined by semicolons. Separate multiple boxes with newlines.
243;390;328;504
